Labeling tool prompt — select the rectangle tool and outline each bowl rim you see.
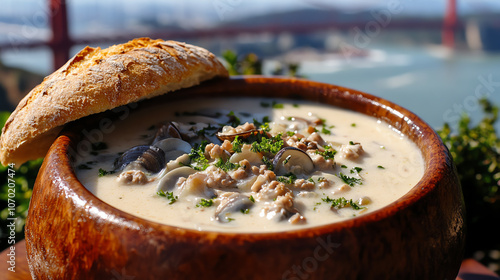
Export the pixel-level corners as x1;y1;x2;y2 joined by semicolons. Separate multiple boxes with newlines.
55;75;449;240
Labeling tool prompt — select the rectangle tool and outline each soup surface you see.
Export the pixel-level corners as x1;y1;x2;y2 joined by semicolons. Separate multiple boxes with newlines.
75;97;424;232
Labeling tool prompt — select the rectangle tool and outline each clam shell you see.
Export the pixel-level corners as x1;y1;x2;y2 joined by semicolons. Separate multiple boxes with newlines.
136;146;165;173
113;145;150;171
114;145;165;173
152;122;182;143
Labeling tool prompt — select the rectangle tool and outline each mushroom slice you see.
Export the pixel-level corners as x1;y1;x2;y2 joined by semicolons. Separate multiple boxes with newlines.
114;145;165;173
273;147;314;176
215;193;254;223
156;166;197;192
153;138;192;162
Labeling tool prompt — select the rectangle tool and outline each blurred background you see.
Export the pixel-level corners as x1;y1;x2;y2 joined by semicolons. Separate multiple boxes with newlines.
1;0;500;130
1;0;500;273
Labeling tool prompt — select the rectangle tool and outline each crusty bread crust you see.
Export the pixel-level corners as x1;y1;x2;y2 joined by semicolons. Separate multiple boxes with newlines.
0;38;228;166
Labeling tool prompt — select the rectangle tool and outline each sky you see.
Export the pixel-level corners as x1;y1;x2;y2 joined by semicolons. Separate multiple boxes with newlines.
2;0;500;22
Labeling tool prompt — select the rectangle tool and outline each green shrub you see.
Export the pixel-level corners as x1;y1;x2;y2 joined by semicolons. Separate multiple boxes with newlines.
0;112;43;250
438;98;500;272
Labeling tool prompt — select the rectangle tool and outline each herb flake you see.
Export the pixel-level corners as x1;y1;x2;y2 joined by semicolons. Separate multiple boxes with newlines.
337;172;362;186
196;198;214;207
322;196;365;210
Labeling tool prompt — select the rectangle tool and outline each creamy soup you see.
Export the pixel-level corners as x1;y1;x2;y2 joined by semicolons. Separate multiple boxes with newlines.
74;97;424;232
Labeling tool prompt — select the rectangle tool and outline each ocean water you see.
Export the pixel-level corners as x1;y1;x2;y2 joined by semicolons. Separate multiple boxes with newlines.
298;44;500;132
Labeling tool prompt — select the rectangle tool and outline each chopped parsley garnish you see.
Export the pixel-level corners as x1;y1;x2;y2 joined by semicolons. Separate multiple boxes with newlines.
349;141;356;145
188;141;210;171
293;103;299;108
272;101;284;109
340;165;348;169
231;136;243;153
227;111;241;127
196;198;214;207
351;123;357;127
337;172;362;186
240;208;250;214
250;133;283;155
262;156;274;171
215;158;240;172
98;168;113;177
322;196;365;210
196;124;218;137
253;116;272;132
277;173;298;184
249;196;255;203
286;131;295;137
316;149;337;160
377;165;385;169
260;122;271;132
157;190;178;204
321;127;331;135
350;167;363;174
157;190;167;197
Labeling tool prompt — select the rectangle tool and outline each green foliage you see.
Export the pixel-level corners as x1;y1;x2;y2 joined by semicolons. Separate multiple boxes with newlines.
222;49;303;78
438;98;500;264
271;62;304;77
1;111;43;251
222;50;262;75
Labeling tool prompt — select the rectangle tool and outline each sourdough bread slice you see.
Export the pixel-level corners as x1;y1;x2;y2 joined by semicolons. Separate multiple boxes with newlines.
0;38;228;166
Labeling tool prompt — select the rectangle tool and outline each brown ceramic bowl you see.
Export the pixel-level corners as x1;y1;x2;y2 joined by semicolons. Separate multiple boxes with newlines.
26;76;465;280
